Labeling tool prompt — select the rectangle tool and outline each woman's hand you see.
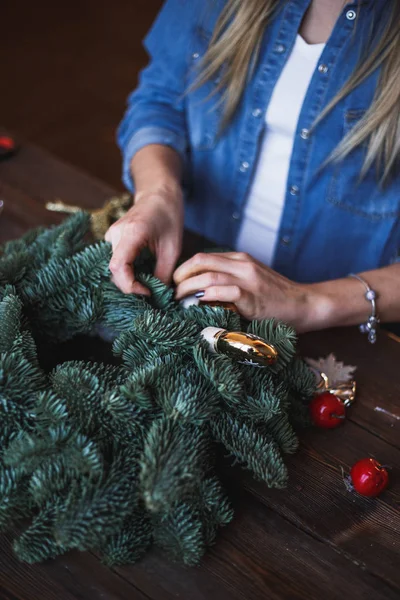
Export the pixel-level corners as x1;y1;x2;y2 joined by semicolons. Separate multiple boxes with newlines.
174;251;329;332
105;187;184;295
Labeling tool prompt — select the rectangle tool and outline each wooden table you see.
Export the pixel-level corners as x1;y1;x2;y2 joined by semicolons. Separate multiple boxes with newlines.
0;140;399;600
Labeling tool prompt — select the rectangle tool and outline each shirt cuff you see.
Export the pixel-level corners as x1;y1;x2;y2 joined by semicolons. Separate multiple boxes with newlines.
121;126;187;191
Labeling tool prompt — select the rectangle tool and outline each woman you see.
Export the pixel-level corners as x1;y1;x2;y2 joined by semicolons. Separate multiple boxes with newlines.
106;0;400;339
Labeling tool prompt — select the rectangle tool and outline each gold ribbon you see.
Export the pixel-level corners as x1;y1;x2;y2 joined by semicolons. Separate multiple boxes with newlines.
46;194;132;239
317;372;356;407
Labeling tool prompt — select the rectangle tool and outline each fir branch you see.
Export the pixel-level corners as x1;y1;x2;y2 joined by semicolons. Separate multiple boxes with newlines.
51;362;123;436
32;391;70;428
21;241;110;305
193;342;245;405
55;456;137;550
153;502;205;566
113;330;163;370
101;510;152;566
140;418;209;514
0;466;30;531
197;476;234;545
102;280;149;332
155;368;220;426
247;319;297;372
132;310;199;349
0;394;35;446
0;214;310;566
259;413;299;455
0;293;22;353
0;352;47;405
211;414;288;488
181;304;242;332
119;362;165;411
3;427;104;485
0;251;31;287
26;212;91;267
14;499;68;563
33;286;105;341
136;274;175;310
0;226;45;257
282;357;317;400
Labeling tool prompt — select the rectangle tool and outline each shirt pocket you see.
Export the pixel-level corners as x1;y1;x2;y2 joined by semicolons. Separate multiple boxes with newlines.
326;109;400;221
185;25;222;151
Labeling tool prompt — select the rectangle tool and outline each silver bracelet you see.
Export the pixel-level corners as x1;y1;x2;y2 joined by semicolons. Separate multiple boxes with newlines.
348;273;380;344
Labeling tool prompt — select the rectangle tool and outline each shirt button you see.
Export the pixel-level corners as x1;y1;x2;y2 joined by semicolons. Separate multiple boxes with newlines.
346;9;357;20
252;108;262;118
192;52;200;59
318;64;329;74
290;185;300;196
300;128;310;140
275;43;286;53
232;212;240;220
280;236;291;246
240;161;250;172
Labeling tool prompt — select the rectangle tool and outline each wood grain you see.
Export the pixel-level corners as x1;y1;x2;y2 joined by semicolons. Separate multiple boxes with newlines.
0;529;149;600
0;140;399;600
239;420;400;588
113;491;399;600
1;0;163;190
299;329;400;449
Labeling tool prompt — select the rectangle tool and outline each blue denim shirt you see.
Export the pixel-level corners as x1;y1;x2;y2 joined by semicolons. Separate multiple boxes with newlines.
118;0;400;283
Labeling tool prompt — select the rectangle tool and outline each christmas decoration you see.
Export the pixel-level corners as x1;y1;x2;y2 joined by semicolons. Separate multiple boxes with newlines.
306;354;357;428
201;327;278;367
349;459;389;497
46;193;132;239
0;212;316;567
309;391;346;428
305;353;357;407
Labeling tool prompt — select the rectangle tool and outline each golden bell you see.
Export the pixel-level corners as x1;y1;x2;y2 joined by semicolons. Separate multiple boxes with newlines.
201;327;278;367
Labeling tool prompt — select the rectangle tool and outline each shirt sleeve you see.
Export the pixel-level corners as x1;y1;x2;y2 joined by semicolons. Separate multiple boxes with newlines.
117;0;203;191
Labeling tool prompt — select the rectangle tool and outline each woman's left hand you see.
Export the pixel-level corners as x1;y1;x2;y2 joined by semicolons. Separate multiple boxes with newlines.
174;252;326;333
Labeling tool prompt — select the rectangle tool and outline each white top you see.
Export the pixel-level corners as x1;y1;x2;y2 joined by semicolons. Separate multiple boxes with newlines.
236;35;325;266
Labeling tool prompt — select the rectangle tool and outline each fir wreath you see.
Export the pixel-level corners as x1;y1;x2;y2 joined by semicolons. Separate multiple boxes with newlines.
0;212;315;566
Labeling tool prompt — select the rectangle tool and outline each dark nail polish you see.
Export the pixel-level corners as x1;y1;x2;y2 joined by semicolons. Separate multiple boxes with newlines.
195;291;205;299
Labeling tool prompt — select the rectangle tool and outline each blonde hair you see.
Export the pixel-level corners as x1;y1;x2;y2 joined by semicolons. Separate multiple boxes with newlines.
197;0;400;182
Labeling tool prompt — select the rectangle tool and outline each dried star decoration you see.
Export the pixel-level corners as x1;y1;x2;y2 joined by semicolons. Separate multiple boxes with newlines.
305;354;357;387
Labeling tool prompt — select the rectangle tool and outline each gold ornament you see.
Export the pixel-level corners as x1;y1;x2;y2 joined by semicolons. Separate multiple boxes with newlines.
46;193;132;239
305;354;357;407
318;373;357;407
201;327;278;367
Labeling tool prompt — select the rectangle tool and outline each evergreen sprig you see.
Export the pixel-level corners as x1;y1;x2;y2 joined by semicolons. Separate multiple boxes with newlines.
0;214;315;566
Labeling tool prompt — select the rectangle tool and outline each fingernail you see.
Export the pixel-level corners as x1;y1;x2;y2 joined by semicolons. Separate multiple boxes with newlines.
195;291;205;299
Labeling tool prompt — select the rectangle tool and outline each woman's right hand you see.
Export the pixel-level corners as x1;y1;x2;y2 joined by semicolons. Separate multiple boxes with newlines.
105;186;184;295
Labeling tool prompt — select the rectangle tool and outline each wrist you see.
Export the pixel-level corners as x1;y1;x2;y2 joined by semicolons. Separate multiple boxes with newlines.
296;283;337;333
134;182;183;207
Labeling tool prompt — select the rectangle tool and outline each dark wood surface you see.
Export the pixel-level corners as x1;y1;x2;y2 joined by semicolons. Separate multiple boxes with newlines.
1;0;163;190
0;142;399;600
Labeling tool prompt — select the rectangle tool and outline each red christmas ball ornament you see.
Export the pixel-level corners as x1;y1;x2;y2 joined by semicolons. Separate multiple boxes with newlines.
350;458;389;497
310;391;346;428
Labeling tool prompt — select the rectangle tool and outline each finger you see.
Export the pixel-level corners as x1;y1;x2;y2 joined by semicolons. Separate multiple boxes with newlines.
109;231;150;295
110;269;150;296
202;285;255;319
175;271;240;300
202;285;244;305
173;252;243;285
154;240;181;284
